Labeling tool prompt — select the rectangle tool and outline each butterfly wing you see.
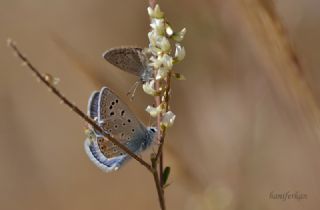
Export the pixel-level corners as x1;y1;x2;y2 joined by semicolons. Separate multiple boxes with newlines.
88;91;99;119
97;86;148;158
84;137;127;172
103;47;149;78
87;90;100;134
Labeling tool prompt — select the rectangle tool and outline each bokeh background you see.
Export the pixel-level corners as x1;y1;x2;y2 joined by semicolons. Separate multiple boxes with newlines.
1;0;320;209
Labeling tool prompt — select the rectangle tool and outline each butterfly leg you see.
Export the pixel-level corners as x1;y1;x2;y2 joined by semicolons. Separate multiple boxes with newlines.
126;80;140;100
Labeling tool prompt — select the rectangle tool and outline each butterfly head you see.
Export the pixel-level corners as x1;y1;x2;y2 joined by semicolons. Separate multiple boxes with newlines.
140;66;154;83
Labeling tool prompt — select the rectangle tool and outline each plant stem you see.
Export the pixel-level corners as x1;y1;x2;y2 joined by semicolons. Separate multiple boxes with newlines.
153;67;167;210
156;71;171;187
151;155;166;210
147;1;173;209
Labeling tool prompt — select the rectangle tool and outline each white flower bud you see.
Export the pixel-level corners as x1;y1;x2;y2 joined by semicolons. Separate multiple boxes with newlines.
157;36;171;52
147;4;164;19
161;111;176;127
149;56;159;68
148;31;171;52
172;28;187;42
146;105;163;117
150;54;173;70
148;45;162;55
150;18;165;35
142;80;157;96
156;67;169;80
160;54;173;69
174;43;186;62
165;24;174;37
148;31;157;46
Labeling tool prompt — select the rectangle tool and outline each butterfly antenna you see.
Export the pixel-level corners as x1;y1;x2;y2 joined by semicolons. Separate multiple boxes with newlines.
126;80;140;100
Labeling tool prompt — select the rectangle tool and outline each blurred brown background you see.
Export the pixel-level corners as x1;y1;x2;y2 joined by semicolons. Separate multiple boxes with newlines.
1;0;320;209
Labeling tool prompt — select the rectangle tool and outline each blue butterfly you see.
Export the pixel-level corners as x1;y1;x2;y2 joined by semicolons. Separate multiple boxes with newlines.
84;87;156;172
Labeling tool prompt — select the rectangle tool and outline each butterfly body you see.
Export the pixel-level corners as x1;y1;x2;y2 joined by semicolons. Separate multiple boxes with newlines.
84;86;156;172
103;47;153;83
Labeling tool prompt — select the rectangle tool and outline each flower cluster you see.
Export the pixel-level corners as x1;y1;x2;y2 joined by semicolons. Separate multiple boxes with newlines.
144;4;186;128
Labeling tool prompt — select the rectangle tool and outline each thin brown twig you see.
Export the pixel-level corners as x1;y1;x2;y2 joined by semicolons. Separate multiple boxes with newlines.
7;39;152;172
151;155;166;210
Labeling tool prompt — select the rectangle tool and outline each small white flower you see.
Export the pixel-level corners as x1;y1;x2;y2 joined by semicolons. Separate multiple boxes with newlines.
165;24;174;37
174;43;186;62
148;31;157;46
156;36;171;52
172;28;187;42
148;45;162;55
149;56;159;68
150;54;173;70
148;31;170;52
156;67;169;80
150;18;165;35
146;105;163;117
161;111;176;127
142;80;157;96
150;54;173;80
160;54;173;69
147;4;164;19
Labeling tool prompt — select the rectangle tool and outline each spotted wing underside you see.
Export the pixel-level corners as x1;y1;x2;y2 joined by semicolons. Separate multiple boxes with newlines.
94;87;147;158
103;47;148;77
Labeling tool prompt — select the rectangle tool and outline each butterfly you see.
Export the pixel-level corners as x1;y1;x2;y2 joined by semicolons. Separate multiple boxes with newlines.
103;47;153;96
84;86;157;172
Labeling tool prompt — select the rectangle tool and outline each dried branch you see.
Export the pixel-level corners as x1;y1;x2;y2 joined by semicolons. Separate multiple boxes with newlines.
151;155;166;210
